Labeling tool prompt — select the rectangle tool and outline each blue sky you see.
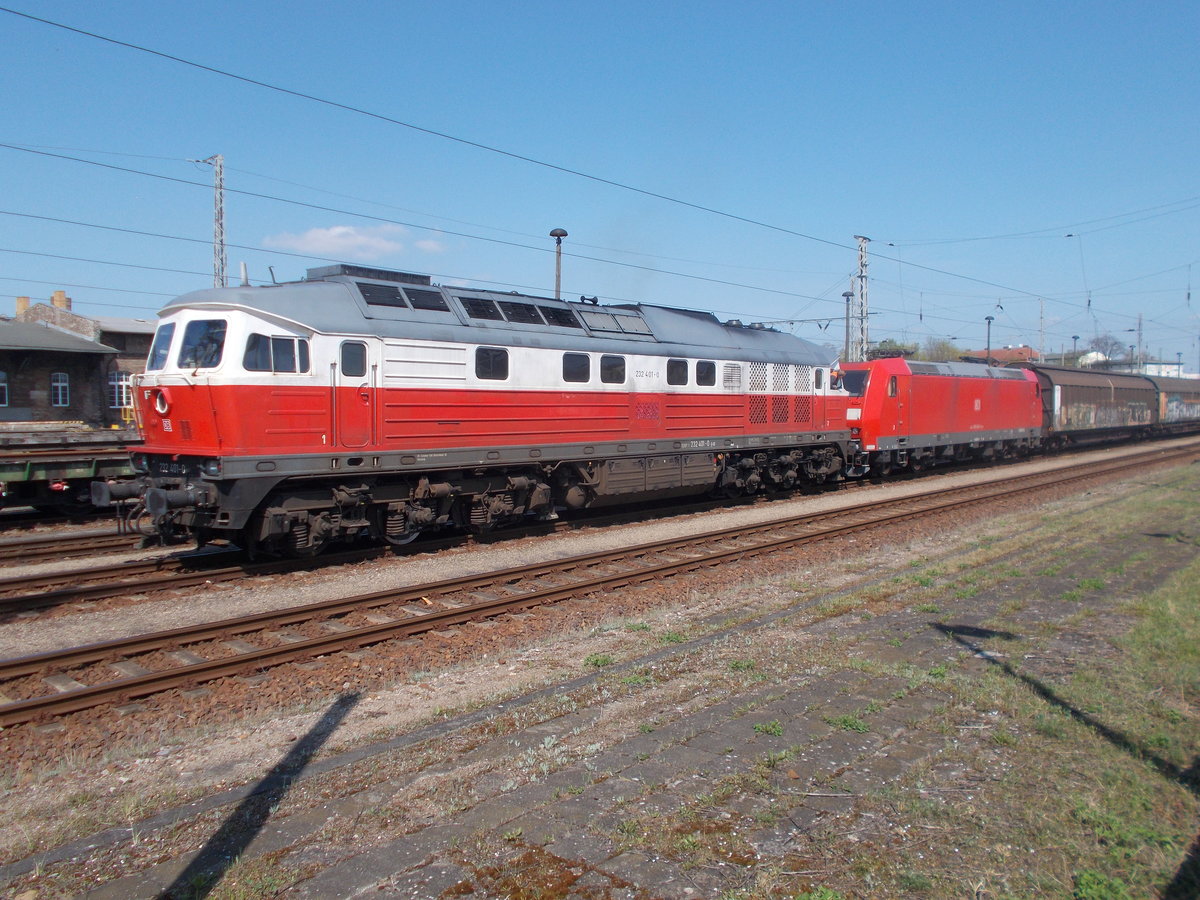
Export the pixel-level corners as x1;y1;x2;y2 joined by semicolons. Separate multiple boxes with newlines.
3;1;1198;368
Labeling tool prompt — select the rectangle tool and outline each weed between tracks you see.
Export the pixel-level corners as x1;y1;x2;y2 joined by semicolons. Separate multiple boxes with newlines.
4;462;1200;898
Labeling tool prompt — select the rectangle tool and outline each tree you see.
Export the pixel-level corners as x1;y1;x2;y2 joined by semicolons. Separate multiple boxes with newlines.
916;337;965;362
1088;334;1125;360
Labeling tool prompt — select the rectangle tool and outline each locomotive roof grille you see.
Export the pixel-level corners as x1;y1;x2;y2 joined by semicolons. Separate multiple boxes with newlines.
307;264;431;285
160;264;835;366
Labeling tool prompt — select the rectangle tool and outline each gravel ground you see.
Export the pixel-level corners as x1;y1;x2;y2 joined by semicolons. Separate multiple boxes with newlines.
0;437;1195;894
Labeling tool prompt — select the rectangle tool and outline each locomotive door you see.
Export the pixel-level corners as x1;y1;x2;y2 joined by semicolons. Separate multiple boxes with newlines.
335;340;374;448
883;373;908;440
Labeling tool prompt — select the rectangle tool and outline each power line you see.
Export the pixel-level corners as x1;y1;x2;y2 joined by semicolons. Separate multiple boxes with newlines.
0;6;849;251
0;7;1088;304
0;150;839;306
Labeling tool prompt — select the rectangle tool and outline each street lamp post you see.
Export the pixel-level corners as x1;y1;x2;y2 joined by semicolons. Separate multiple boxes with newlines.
985;315;994;365
1072;335;1079;366
550;228;568;300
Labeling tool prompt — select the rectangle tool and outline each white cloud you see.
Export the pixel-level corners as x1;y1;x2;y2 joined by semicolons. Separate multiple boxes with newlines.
263;224;408;261
414;238;447;254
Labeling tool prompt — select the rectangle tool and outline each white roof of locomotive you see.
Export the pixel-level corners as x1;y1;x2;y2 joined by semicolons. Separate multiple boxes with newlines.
159;270;836;367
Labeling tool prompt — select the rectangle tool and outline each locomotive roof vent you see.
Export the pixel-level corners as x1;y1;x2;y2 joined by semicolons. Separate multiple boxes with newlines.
306;264;432;286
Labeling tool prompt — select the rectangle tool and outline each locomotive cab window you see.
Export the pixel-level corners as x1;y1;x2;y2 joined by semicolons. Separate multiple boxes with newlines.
341;341;367;378
147;323;176;372
696;360;716;386
245;334;311;373
600;355;626;384
667;359;688;385
476;347;509;380
814;369;824;389
563;352;590;383
887;375;898;397
841;370;869;397
177;319;227;369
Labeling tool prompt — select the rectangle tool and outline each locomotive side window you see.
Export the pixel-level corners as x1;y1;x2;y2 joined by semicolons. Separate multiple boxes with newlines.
600;355;626;384
476;347;509;380
0;371;7;407
814;369;824;389
178;319;227;369
887;375;898;397
146;323;176;371
696;361;716;386
341;342;367;378
404;288;450;311
667;359;688;385
563;353;590;383
244;335;312;373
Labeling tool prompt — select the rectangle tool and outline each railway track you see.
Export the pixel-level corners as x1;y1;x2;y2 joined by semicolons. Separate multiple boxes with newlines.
2;441;1196;729
0;529;142;566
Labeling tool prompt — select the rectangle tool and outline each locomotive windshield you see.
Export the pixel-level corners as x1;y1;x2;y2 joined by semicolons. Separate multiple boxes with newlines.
841;370;869;397
146;323;176;371
177;319;227;369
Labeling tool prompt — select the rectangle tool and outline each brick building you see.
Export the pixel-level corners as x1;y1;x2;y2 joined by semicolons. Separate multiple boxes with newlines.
0;290;154;435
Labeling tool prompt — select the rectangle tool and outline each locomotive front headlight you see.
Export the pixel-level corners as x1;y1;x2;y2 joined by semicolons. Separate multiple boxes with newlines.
202;458;222;477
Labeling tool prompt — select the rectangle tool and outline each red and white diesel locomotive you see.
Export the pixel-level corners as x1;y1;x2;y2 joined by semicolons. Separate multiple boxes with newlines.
96;264;857;554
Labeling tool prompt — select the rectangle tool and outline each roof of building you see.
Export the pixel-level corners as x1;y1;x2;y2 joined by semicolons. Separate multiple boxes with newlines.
93;315;157;335
0;319;118;354
962;346;1040;364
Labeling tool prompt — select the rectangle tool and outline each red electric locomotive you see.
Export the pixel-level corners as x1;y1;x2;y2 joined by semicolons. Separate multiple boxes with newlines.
841;357;1043;474
97;265;857;554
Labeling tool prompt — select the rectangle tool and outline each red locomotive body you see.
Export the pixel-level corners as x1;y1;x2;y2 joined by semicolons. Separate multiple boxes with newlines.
842;357;1042;472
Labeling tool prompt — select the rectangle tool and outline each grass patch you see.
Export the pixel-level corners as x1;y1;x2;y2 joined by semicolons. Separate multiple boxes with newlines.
824;714;869;733
788;470;1200;897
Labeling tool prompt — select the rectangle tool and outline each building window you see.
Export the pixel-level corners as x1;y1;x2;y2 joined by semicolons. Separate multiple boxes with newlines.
51;372;70;407
475;347;509;381
0;371;7;407
108;372;132;408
